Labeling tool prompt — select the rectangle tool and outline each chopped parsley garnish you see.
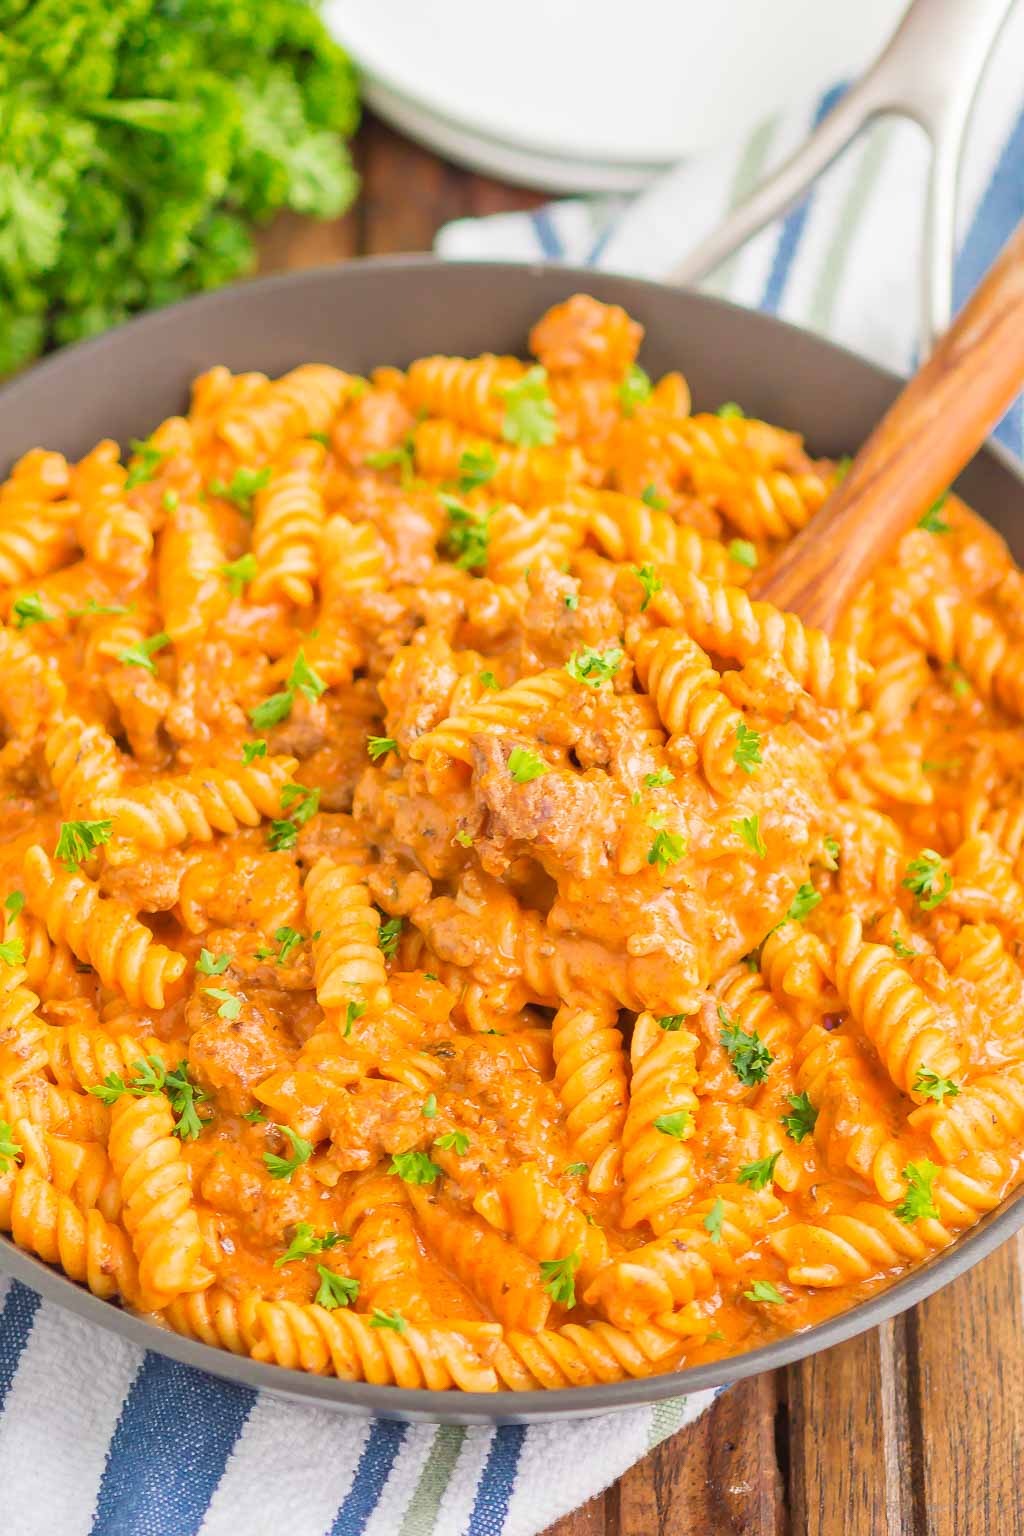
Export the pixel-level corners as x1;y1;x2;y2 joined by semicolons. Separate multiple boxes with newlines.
619;364;652;418
634;563;662;612
539;1251;580;1307
163;490;179;511
434;1130;470;1155
703;1196;725;1244
266;819;298;851
821;835;840;871
389;1149;441;1185
263;1126;313;1180
221;553;257;595
68;599;133;618
196;949;230;976
125;437;165;489
370;1307;407;1332
657;1014;687;1031
0;938;25;967
564;593;579;610
4;892;24;918
647;829;686;873
834;456;853;483
478;670;500;691
290;650;327;702
368;736;397;761
507;746;548;783
717;402;744;419
440;494;491;572
249;690;294;730
780;1091;818;1143
914;1068;960;1105
343;1000;367;1038
500;366;557;447
457;445;498;493
12;593;55;629
744;1280;785;1304
366;441;415;487
242;740;267;764
733;815;766;858
565;645;623;688
732;722;763;774
204;987;241;1021
737;1151;781;1190
564;1162;588;1177
272;926;304;965
378;917;402;959
421;1094;438;1120
653;1111;692;1138
0;1121;23;1172
280;783;320;826
786;883;822;922
454;829;474;847
895;1160;940;1224
727;539;758;569
208;466;270;514
316;1268;360;1310
55;819;113;871
641;484;667;510
644;768;674;788
947;663;971;700
118;631;170;673
308;432;331;448
275;1223;344;1267
918;493;950;534
718;1004;773;1086
164;1060;209;1141
243;1108;266;1124
902;851;952;910
891;930;917;960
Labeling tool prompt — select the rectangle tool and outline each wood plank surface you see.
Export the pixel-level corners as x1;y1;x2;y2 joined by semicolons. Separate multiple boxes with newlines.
257;109;1024;1536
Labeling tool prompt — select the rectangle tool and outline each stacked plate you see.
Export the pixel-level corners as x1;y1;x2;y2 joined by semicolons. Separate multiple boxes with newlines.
326;0;907;193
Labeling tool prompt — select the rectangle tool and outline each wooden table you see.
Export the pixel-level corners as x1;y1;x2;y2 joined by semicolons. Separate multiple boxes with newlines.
258;113;1024;1536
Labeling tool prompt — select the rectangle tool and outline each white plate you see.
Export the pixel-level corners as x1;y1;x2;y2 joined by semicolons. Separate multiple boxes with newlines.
327;0;907;188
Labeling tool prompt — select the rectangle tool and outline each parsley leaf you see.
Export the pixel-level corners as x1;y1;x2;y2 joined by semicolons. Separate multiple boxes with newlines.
644;768;674;788
242;740;268;764
275;1222;344;1267
733;815;766;858
619;364;652;418
125;438;165;489
434;1130;469;1155
718;1004;774;1086
780;1091;818;1143
918;493;950;534
821;835;840;871
243;1108;266;1124
316;1267;360;1309
55;819;113;871
744;1280;785;1304
914;1068;960;1105
263;1126;313;1180
648;829;686;873
208;467;270;515
4;892;24;918
0;1121;23;1173
370;1307;407;1332
727;539;758;569
787;883;822;922
378;917;402;959
891;930;917;960
737;1151;781;1190
895;1160;940;1224
165;1060;209;1141
500;366;557;447
368;735;397;761
703;1196;725;1244
118;632;170;673
539;1251;580;1307
249;689;295;730
441;494;491;572
221;552;257;595
634;562;662;612
366;442;415;488
12;593;55;629
566;645;623;688
267;819;298;851
289;650;326;702
641;484;667;510
658;1014;687;1031
718;402;744;419
564;1162;588;1177
196;949;230;976
507;746;548;783
389;1149;441;1185
272;926;304;965
280;782;319;827
0;938;25;967
457;445;498;493
343;1000;367;1038
454;829;474;847
421;1094;438;1119
902;850;952;910
732;722;762;774
479;670;500;691
653;1111;692;1138
204;987;241;1021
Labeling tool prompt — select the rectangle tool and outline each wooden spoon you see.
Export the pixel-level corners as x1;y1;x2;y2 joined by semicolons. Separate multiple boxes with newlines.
751;217;1024;633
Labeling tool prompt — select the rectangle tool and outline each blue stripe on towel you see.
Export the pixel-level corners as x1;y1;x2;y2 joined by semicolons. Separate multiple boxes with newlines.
530;207;565;260
90;1354;255;1536
329;1418;408;1535
0;1281;40;1417
760;84;846;314
466;1425;526;1536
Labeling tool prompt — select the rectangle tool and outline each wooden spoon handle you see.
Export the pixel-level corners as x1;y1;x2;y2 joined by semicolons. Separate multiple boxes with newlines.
751;216;1024;632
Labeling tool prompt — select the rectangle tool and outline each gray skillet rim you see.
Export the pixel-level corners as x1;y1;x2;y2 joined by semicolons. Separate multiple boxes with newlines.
1;254;1022;1425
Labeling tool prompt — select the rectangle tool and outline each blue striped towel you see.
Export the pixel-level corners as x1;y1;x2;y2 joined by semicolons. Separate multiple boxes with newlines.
4;14;1024;1531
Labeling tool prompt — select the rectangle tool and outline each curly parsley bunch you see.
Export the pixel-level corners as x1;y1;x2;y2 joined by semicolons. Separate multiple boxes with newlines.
0;0;360;374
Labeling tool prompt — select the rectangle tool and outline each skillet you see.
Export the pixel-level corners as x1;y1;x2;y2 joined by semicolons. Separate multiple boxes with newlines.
1;256;1023;1424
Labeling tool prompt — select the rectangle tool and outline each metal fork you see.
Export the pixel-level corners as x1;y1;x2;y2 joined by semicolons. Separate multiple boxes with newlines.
666;0;1019;354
